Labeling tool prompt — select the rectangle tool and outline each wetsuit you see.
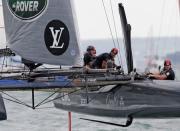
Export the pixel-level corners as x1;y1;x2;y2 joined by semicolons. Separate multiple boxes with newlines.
160;68;175;80
91;53;114;69
83;52;96;66
22;58;42;71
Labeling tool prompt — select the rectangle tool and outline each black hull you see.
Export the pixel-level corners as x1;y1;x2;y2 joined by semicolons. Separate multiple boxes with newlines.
0;94;7;121
54;80;180;118
55;103;180;118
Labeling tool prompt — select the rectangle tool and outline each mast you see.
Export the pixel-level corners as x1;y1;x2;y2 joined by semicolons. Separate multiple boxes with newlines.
118;3;133;74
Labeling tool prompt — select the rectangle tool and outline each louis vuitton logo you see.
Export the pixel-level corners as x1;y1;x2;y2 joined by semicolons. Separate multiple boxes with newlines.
49;27;64;48
44;20;70;56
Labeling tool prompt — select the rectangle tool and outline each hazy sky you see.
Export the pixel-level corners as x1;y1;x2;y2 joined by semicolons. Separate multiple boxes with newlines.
74;0;180;39
0;0;180;40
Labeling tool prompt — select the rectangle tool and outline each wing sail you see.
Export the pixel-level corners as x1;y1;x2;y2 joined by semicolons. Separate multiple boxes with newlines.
2;0;81;65
118;4;133;73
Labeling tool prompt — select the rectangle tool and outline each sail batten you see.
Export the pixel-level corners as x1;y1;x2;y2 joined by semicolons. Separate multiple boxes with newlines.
2;0;81;65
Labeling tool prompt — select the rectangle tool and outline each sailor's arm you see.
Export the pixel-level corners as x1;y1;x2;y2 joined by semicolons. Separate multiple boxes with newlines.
148;74;167;80
101;60;108;69
150;71;161;75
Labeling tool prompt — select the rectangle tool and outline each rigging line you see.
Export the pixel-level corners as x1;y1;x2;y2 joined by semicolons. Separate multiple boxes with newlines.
173;0;180;46
1;91;30;106
38;86;86;107
34;90;57;108
109;0;123;70
3;97;32;108
1;91;32;108
101;0;116;47
165;2;177;43
1;56;6;72
157;0;166;39
38;76;117;106
0;63;25;68
173;4;179;47
156;0;166;56
35;74;86;107
5;59;8;68
0;46;8;73
34;75;79;107
110;0;122;64
35;107;55;110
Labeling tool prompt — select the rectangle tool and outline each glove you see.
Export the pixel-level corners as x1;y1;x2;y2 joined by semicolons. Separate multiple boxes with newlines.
116;66;121;70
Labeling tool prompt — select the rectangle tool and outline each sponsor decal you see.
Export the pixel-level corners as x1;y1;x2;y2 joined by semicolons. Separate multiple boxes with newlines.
61;93;70;102
166;72;170;76
70;49;76;56
106;93;125;107
7;0;48;21
80;99;87;105
44;20;70;56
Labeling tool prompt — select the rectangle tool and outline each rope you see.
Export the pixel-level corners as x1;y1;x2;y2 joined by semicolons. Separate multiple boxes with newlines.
36;86;108;109
101;0;116;47
0;63;24;68
109;0;124;70
1;55;5;72
3;97;32;108
34;75;80;108
0;46;8;73
1;91;32;108
35;107;55;110
0;72;86;109
36;87;86;107
0;74;85;109
156;0;166;56
163;2;176;56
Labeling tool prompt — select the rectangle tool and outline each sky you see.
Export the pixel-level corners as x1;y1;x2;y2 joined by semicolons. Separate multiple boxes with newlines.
74;0;180;39
73;0;180;39
0;0;180;40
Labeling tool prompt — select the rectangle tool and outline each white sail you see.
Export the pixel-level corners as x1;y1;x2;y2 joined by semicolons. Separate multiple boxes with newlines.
2;0;81;65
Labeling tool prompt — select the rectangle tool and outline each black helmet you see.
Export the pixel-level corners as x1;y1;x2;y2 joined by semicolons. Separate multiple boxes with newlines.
87;45;95;52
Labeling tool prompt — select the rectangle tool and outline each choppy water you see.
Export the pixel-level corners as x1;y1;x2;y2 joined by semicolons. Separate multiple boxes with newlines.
0;91;180;131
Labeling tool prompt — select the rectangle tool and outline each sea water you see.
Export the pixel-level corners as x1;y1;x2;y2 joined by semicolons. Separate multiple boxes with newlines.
0;91;180;131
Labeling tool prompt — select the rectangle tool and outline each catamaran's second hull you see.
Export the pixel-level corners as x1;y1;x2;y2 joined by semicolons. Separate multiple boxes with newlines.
0;94;7;121
54;80;180;118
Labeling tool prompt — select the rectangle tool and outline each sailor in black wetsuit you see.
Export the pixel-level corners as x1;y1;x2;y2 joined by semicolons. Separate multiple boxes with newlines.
83;46;96;68
149;59;175;80
91;48;119;69
22;58;42;71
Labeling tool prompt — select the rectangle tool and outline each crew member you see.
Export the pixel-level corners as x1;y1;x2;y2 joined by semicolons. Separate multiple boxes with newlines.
83;45;96;68
22;58;42;71
148;59;175;80
91;48;119;69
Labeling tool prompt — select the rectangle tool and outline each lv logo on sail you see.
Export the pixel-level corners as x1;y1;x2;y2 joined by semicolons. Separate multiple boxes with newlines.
44;20;70;56
49;27;65;49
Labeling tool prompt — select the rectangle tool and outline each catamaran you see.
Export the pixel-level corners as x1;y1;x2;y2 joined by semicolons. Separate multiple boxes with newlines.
0;0;180;127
